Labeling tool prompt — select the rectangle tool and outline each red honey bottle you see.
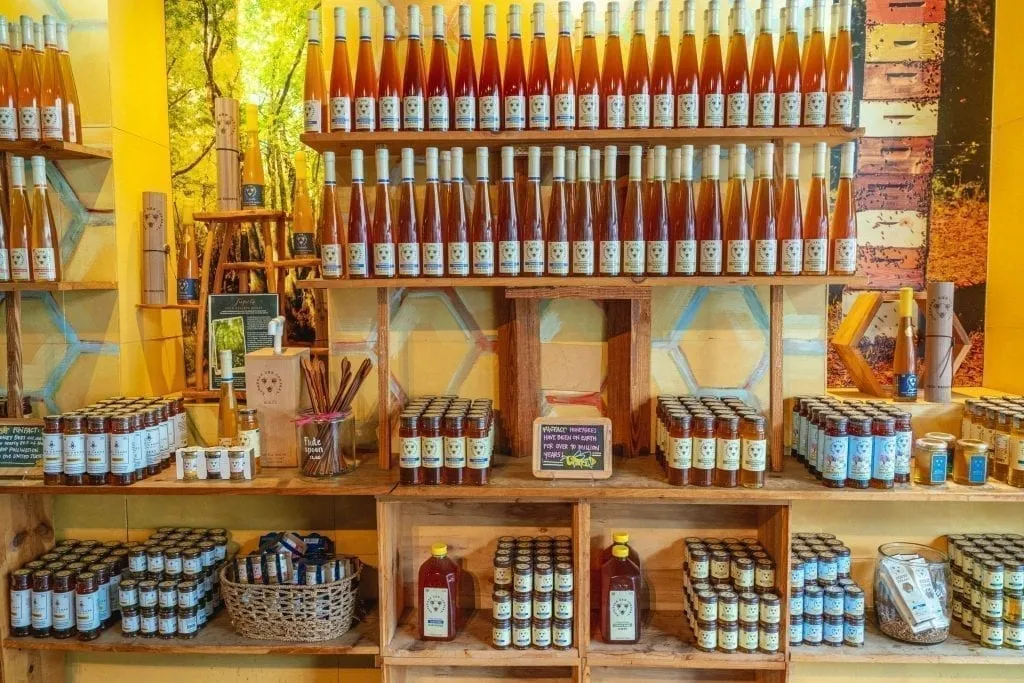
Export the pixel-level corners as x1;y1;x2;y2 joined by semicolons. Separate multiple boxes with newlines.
527;2;552;130
672;145;697;275
572;146;596;276
750;0;776;128
347;149;370;278
472;147;496;276
675;0;700;128
775;0;801;127
504;5;527;131
329;7;353;133
427;6;453;132
422;147;445;277
552;1;576;129
439;150;452;226
697;145;724;274
602;2;626;129
497;146;522;276
479;5;502;131
830;141;857;275
418;543;459;641
827;0;854;127
646;145;670;275
801;0;827;127
577;1;601;130
751;143;779;275
651;2;674;129
598;145;621;276
16;17;40;141
778;142;803;275
600;544;642;644
397;148;421;277
625;1;650;129
378;6;402;132
523;146;546;276
0;18;18;142
319;151;343;279
447;147;471;277
402;6;427;132
372;148;397;278
724;143;751;275
802;142;829;275
724;0;751;128
621;145;645;276
353;7;377;132
700;0;725;128
547;145;570;276
454;4;478;131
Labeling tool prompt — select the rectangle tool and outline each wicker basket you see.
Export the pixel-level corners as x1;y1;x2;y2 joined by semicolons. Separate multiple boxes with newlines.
219;559;362;642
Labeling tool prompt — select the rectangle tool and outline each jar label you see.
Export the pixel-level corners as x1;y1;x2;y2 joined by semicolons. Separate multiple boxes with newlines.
523;239;545;274
605;94;626;128
303;99;322;133
43;434;63;474
698;601;717;621
427;96;449;131
803;238;827;274
780;238;803;274
677;92;698;128
823;435;849;480
354;96;375;131
422;586;451;638
1007;622;1024;647
423;240;444;278
674;239;697;275
848;435;873;480
742;440;767;472
554;93;575;128
493;600;512;620
76;592;99;631
514;572;532;593
753;92;775;127
548;240;570;275
498;240;521;275
398;242;421;277
599;240;621;275
178;613;198;634
760;628;780;651
159;612;176;634
697;625;716;648
533;597;553;619
144;426;161;465
466;436;490;469
699;240;722;273
929;453;948;484
726;92;749;127
969;454;988;483
421;436;442;468
1012;436;1024;471
719;625;739;650
872;434;896;480
19;106;40;139
513;622;532;646
669;436;692;469
578;93;599;128
0;106;15;140
444;436;466;468
754;239;777;274
803;91;827;126
823;618;843;643
10;248;28;281
628;93;650;128
492;624;511;647
646;240;668;275
329;96;351;132
31;590;52;628
553;621;573;647
716;438;740;471
529;94;551;129
478;94;500;131
399;436;421;469
828;91;853;127
53;591;74;629
994;432;1011;465
444;241;468;276
86;433;109;475
555;595;573;619
111;433;132;474
652;94;673;127
158;591;177;609
472;241;495;276
555;572;573;592
695;437;716;469
347;243;368;277
789;593;804;615
62;434;86;474
824;594;844;616
833;238;857;273
121;612;140;633
454;95;476;130
894;430;912;474
377;95;399;131
504;95;526;130
10;588;30;627
608;590;637;641
741;600;760;622
703;93;724;127
623;240;645;275
572;240;594;274
373;243;396;277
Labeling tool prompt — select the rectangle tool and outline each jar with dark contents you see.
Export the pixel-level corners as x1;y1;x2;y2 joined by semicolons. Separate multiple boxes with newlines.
532;617;552;649
158;607;177;639
892;411;912;484
128;413;146;482
85;415;110;485
398;413;422;485
821;414;849;488
714;414;741;488
740;414;766;488
146;547;165;579
108;416;134;485
29;569;54;637
9;569;31;637
138;579;158;609
52;570;75;638
492;618;511;649
845;415;872;489
139;606;157;638
419;413;443;485
692;413;716;487
553;618;573;650
512;618;532;649
666;410;692;486
143;409;161;476
870;415;897;489
443;414;466;485
467;413;491;485
177;606;198;639
43;415;63;485
75;572;101;641
157;403;172;469
88;564;112;627
62;415;87;486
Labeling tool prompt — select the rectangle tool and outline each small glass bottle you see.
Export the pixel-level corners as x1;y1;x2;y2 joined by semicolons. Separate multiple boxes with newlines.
84;414;111;486
715;414;741;488
30;569;53;637
143;408;161;476
52;570;75;638
75;572;101;641
61;414;86;486
467;414;490;485
844;415;872;488
822;414;849;488
954;439;990;486
238;408;262;475
666;410;692;486
740;414;767;488
870;415;896;489
42;415;63;485
108;415;134;485
399;412;422;485
692;413;716;487
420;413;443;485
443;414;467;485
9;569;32;637
893;411;912;484
1009;414;1024;487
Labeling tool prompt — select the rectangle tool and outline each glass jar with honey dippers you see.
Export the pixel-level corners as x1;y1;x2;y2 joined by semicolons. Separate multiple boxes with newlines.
740;414;766;489
714;414;741;488
692;413;716;487
993;410;1013;482
666;410;692;486
1008;413;1024;488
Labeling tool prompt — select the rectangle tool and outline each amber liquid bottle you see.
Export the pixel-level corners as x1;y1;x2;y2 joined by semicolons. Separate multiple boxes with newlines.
724;144;750;275
39;16;63;141
55;22;79;143
402;6;427;132
478;5;502;132
566;148;578;227
591;147;603;221
303;10;327;134
0;18;18;142
523;146;545;275
472;147;496;276
397;148;421;277
700;1;725;128
553;1;576;129
17;16;40;141
176;201;200;302
447;147;471;276
423;147;445;277
751;0;776;127
8;20;20;83
378;7;402;132
241;103;265;208
372;148;396;278
801;0;827;127
353;7;377;132
778;142;803;274
600;545;642;644
828;0;854;127
803;142;829;275
646;146;670;275
827;0;839;76
454;5;477;131
697;145;723;275
573;146;596;276
775;0;801;127
347;149;370;279
752;143;778;275
29;156;59;282
649;2;673;129
328;7;352;132
527;2;552;130
577;1;600;130
625;0;650;129
292;151;316;259
621;145;645;276
427;6;453;132
418;543;460;641
8;157;30;282
503;5;527;131
675;0;699;128
320;151;343;279
439;150;452;226
672;145;697;275
602;2;626;129
831;141;857;275
893;287;918;402
724;0;751;128
598;145;621;276
496;146;521;275
217;349;239;445
541;146;566;276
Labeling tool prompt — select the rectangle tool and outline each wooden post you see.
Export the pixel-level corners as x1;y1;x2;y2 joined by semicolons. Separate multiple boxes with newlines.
606;294;652;458
214;98;240;211
497;293;540;457
377;288;392;469
141;191;168;305
769;285;784;472
6;291;22;418
194;227;216;392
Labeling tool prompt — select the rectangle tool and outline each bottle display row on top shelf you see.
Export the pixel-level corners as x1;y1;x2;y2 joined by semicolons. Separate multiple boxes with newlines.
304;0;854;135
0;154;62;284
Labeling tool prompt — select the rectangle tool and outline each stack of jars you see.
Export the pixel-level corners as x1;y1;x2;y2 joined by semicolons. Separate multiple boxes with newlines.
682;536;780;654
948;533;1024;650
789;396;915;489
962;397;1024;487
788;532;865;648
398;395;494;486
42;396;188;487
654;395;768;489
492;535;574;651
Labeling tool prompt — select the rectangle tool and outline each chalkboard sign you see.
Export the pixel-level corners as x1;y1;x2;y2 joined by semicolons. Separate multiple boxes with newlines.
532;417;613;479
0;419;44;468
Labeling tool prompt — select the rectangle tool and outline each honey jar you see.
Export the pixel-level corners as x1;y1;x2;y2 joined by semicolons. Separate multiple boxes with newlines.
954;439;990;486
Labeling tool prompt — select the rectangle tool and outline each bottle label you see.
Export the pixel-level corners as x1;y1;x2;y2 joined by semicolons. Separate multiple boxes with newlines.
43;434;62;474
373;243;396;277
554;93;575;128
726;93;749;127
31;590;52;628
781;239;802;274
895;431;912;474
646;240;668;275
355;96;376;131
833;238;857;273
86;433;109;475
523;239;545;274
699;240;722;273
803;91;827;126
32;248;57;281
444;436;466;468
895;373;918;400
548;241;569;275
803;238;827;274
479;94;500;130
504;95;526;130
493;624;512;647
173;276;199;303
66;104;77;143
455;95;476;130
422;242;443;276
472;241;494;275
53;591;73;630
578;93;599;127
144;426;160;465
1013;436;1024;472
76;592;99;631
111;433;132;474
605;94;626;128
703;93;724;127
929;453;948;483
623;240;645;275
778;92;802;126
379;95;400;130
468;436;490;469
872;434;896;479
498;240;521;275
608;590;637;640
742;439;767;472
599;240;621;275
572;241;594;275
10;248;29;281
674;239;697;275
398;242;421;276
695;437;716;469
823;435;849;480
0;106;16;140
322;243;343;278
330;96;351;131
428;95;449;131
399;436;421;468
653;94;674;127
829;91;853;127
0;248;8;281
19;106;40;140
347;243;368;276
10;588;30;627
755;239;777;274
448;241;470;276
292;233;316;257
403;95;424;131
969;454;987;483
677;93;698;128
753;92;775;127
241;183;264;208
63;434;86;474
628;94;650;128
727;239;750;274
716;438;740;471
669;436;692;469
421;436;442;468
303;99;322;133
42;105;63;139
528;94;551;129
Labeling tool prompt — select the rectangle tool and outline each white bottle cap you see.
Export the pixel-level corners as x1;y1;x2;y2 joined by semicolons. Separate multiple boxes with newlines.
0;18;9;49
10;155;25;187
680;145;694;181
384;6;397;38
501;146;515;180
440;150;452;181
591;148;601;184
734;0;747;34
334;7;346;40
629;145;643;181
707;0;720;34
401;147;415;180
19;15;32;49
409;5;422;38
42;15;56;45
812;0;826;30
703;145;720;179
812;142;827;177
307;10;321;43
433;6;445;38
730;144;746;179
784;142;800;178
56;21;68;51
509;4;522;37
485;5;497;36
552;145;566;179
608;2;620;35
359;8;371;38
31;155;46;187
351;149;365;182
840;142;856;177
533;2;545;36
657;1;670;35
604;146;618;180
671;147;682;182
324;151;336;184
452;147;465;179
830;1;839;36
425;147;439;180
654;145;667;181
219;350;234;380
460;5;472;38
558;2;572;34
583;2;596;35
682;0;696;35
376;147;390;182
528;146;541;179
578;146;591;181
566;149;577;182
839;0;852;30
476;147;490;180
761;143;775;179
646;146;656;181
633;1;645;34
33;21;42;52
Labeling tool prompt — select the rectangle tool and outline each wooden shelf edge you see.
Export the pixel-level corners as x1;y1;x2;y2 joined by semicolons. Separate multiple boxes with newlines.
193;209;286;222
137;303;200;311
0;140;112;160
0;281;118;292
585;652;787;670
297;275;869;291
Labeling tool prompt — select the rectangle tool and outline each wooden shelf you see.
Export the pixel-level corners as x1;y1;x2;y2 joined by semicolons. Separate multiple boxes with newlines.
0;140;111;160
5;606;379;656
384;608;578;666
587;610;785;670
298;275;869;291
137;302;200;311
193;209;285;222
302;127;865;154
0;281;118;292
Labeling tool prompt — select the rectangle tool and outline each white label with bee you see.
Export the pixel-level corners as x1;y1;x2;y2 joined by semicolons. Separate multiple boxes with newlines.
646;240;668;275
674;240;697;274
422;242;444;276
578;93;599;128
753;93;775;127
778;92;801;126
726;92;749;127
479;94;500;131
428;96;449;131
653;94;674;127
677;93;698;128
623;240;645;275
398;242;421;276
0;106;16;140
32;248;56;281
373;243;396;277
347;243;368;277
378;95;400;131
42;105;63;139
448;241;469;276
780;239;803;274
321;243;342;278
833;239;857;273
803;238;827;274
727;240;750;274
402;95;424;131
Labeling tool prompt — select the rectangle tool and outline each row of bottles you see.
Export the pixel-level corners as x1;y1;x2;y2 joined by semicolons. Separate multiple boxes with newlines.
313;141;857;279
303;0;854;134
0;155;60;282
0;15;82;143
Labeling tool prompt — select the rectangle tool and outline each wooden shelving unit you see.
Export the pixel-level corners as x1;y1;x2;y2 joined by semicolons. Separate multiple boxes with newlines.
297;275;869;291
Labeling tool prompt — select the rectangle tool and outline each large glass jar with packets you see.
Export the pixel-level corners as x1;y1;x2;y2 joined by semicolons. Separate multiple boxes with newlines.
874;542;950;644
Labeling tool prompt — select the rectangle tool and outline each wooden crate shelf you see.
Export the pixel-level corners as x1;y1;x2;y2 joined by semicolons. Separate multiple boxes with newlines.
0;140;112;160
297;275;869;291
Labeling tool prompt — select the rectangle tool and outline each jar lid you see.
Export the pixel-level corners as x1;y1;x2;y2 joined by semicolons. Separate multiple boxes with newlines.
239;408;257;417
443;414;465;429
62;414;85;429
76;571;97;591
825;413;848;429
958;438;990;452
742;414;765;428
